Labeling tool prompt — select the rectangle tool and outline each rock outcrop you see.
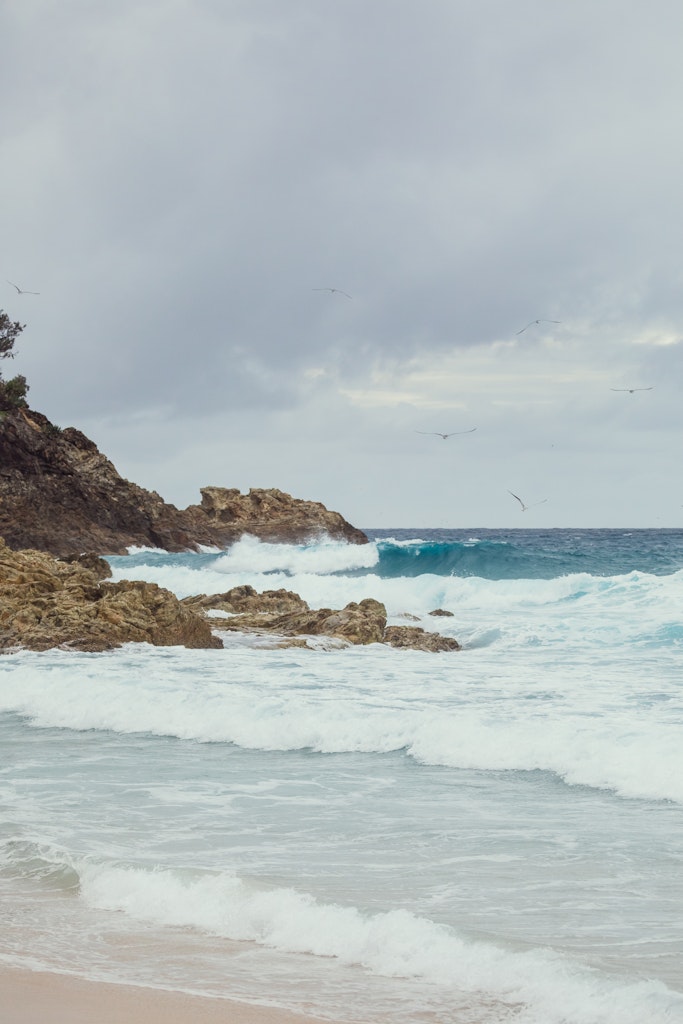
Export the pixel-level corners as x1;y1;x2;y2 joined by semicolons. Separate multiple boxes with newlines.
383;625;461;652
0;539;222;652
0;407;461;655
0;546;460;655
183;587;461;652
0;408;368;555
261;597;389;646
183;585;309;618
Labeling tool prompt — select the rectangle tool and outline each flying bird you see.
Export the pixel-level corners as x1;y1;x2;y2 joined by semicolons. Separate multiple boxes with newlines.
7;280;39;295
516;319;561;334
416;428;477;440
508;490;548;512
610;387;654;394
313;287;352;299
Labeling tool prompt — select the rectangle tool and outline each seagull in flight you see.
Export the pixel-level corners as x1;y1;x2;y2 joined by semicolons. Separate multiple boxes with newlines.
7;280;39;295
610;387;654;394
516;319;561;335
313;287;352;299
508;490;548;512
416;428;477;440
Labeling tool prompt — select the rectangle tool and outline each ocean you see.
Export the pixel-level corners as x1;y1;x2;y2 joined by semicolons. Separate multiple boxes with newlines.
1;527;682;1024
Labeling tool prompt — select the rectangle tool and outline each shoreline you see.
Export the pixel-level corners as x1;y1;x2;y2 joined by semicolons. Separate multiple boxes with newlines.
0;966;337;1024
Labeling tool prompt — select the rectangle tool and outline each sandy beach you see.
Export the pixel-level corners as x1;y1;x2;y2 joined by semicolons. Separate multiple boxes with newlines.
0;967;335;1024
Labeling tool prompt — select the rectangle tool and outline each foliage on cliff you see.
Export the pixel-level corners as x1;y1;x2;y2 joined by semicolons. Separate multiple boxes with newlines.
0;311;29;411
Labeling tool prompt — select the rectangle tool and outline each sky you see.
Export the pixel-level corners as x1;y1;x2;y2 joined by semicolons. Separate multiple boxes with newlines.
2;0;683;529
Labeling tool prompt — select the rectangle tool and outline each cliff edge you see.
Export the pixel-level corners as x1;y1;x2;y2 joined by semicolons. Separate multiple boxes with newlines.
0;407;368;555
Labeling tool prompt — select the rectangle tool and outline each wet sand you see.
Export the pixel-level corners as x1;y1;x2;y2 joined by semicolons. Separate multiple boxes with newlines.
0;967;335;1024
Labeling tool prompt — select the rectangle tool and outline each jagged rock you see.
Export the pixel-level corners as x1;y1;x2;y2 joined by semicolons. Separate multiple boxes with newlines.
182;585;308;617
205;597;386;645
58;552;113;579
383;626;461;652
192;590;460;652
0;407;368;555
428;608;454;617
266;598;388;645
0;538;222;652
193;487;368;545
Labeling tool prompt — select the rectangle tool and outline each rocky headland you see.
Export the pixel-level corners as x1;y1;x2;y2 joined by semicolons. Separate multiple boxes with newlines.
0;407;367;555
0;406;460;654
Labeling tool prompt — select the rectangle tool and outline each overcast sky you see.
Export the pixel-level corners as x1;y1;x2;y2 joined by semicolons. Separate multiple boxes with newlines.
2;0;683;528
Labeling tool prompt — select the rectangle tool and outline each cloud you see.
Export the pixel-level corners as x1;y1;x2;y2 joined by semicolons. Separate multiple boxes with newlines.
2;0;683;524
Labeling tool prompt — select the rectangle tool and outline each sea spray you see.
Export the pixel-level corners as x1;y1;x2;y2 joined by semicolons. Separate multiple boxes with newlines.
3;528;683;1024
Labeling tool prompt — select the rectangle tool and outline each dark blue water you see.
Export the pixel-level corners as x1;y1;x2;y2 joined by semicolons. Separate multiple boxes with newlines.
361;528;683;580
108;529;683;583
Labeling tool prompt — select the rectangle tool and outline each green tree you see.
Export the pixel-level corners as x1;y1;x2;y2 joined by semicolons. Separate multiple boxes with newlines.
0;310;29;409
0;310;24;359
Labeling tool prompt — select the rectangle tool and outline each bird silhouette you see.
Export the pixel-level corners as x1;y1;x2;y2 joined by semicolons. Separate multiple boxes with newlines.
610;387;654;394
508;490;548;512
516;319;561;334
416;428;477;440
313;287;352;299
7;280;39;295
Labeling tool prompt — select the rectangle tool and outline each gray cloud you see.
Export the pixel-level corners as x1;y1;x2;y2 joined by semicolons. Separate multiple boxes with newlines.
2;0;683;524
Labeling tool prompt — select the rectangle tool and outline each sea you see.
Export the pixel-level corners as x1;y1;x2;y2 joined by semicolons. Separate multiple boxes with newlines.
1;527;683;1024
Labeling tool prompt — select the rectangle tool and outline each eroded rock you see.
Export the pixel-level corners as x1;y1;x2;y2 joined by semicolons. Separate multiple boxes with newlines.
182;585;308;618
0;538;222;652
383;625;461;652
194;487;368;545
266;598;388;645
0;408;368;555
191;589;460;652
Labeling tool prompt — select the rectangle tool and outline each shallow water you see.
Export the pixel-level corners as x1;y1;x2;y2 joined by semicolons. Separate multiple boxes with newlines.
1;529;682;1023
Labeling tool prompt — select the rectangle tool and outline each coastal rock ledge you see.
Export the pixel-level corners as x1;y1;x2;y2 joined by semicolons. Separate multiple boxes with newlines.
184;587;462;652
0;547;461;654
0;539;222;652
0;407;368;555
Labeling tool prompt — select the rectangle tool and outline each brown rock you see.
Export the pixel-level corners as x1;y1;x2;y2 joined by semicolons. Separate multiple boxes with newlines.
383;626;461;652
428;608;454;617
58;552;113;580
194;487;368;545
195;590;461;652
0;538;222;652
267;598;387;645
0;408;368;555
182;585;308;617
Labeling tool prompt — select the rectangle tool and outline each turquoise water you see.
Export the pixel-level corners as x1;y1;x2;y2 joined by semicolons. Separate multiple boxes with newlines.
1;529;682;1023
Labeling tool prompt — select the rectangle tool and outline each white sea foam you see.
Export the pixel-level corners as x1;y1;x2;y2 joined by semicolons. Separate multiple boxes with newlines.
5;533;683;1023
73;859;683;1024
210;534;380;575
2;644;682;804
107;553;683;652
123;545;166;555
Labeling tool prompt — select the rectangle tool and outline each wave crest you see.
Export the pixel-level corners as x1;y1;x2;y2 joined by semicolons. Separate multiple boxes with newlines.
76;860;683;1024
210;535;380;576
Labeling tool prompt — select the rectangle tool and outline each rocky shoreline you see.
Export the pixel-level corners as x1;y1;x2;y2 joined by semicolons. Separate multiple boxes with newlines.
184;585;461;652
0;539;222;651
0;407;460;654
0;540;460;653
